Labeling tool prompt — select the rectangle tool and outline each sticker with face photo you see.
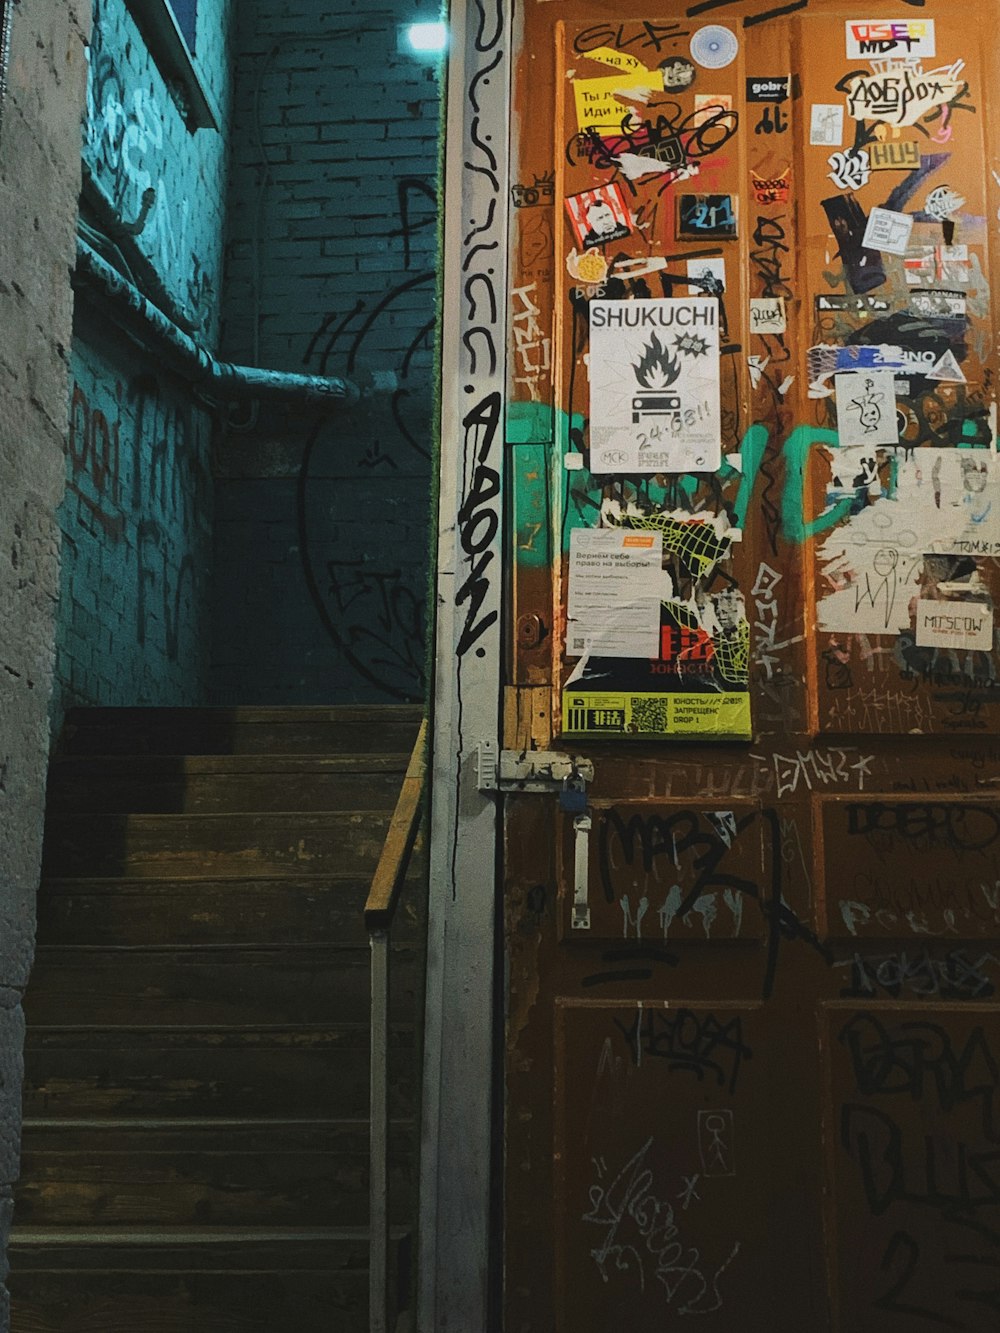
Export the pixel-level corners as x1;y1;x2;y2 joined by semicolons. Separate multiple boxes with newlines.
564;184;634;251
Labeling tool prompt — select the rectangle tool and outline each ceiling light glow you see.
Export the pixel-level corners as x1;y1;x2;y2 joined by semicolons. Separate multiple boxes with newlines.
405;21;447;54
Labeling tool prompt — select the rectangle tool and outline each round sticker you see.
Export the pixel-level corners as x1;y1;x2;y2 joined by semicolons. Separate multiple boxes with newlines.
690;25;739;70
659;55;697;90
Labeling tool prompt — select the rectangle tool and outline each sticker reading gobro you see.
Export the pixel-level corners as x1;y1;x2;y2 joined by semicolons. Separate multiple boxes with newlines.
588;298;722;474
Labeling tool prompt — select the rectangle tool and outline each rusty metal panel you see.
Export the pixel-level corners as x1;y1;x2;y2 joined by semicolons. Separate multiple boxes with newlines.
822;1002;1000;1331
552;999;771;1329
797;13;1000;738
816;794;1000;942
562;800;767;944
500;3;1000;1330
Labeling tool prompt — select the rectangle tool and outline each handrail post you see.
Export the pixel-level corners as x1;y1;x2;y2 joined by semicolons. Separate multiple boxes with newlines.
364;718;427;1333
369;926;390;1333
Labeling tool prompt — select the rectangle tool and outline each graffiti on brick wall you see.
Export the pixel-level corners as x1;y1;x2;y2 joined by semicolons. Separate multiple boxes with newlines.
63;367;210;677
84;0;216;317
294;413;427;702
302;174;437;467
291;171;437;700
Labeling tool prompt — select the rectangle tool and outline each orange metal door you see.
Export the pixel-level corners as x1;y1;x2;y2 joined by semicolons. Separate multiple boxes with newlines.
504;4;1000;1329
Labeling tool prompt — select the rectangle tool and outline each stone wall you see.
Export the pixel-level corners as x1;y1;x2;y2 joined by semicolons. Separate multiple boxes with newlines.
0;1;90;1323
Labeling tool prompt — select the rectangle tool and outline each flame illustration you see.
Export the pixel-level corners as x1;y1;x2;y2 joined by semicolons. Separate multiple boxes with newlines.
633;334;681;388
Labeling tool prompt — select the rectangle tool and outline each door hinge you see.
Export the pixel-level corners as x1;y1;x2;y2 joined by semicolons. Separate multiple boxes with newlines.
476;742;594;794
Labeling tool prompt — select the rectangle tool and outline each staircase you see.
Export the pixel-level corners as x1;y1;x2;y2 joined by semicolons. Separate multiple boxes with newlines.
8;705;425;1332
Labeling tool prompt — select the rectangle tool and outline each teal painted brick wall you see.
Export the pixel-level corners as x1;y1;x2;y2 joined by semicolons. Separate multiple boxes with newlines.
57;310;214;708
212;0;440;704
55;0;233;717
84;0;231;335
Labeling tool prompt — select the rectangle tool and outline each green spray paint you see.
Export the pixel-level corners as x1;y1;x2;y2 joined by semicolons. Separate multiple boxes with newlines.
780;425;855;543
509;400;994;556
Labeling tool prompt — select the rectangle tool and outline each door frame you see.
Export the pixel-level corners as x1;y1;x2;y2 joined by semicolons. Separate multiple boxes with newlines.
418;0;515;1325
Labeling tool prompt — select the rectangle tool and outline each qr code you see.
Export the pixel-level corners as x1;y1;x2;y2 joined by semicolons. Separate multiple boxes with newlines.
630;697;669;733
572;637;587;651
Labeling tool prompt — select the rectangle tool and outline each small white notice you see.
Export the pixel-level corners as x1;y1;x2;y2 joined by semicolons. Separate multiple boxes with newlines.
835;370;899;447
862;207;914;255
567;528;663;658
810;104;844;147
687;256;726;295
750;297;786;334
916;600;993;652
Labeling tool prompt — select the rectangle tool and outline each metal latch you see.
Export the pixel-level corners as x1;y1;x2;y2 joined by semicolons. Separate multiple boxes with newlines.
476;742;594;794
476;742;595;932
572;813;592;930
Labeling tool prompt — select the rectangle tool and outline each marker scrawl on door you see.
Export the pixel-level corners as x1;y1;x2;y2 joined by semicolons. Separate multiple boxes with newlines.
834;370;899;447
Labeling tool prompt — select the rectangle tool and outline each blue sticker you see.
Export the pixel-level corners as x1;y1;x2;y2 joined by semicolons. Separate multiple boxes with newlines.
690;25;739;70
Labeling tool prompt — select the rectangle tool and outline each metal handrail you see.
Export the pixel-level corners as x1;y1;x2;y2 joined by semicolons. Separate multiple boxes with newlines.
364;717;428;1333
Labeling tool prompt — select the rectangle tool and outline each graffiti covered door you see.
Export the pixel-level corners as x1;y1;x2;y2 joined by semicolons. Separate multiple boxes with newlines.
504;3;1000;1329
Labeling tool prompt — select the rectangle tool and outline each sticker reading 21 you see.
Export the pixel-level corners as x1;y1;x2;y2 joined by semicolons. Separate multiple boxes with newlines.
677;194;738;240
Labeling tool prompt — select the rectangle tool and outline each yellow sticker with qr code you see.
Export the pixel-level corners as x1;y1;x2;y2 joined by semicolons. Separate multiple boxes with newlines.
561;690;751;739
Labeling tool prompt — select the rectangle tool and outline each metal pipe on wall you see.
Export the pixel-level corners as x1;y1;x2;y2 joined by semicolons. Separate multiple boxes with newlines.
79;160;201;335
73;236;365;404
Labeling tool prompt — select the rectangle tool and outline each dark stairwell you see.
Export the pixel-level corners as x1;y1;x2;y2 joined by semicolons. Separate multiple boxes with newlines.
7;704;425;1332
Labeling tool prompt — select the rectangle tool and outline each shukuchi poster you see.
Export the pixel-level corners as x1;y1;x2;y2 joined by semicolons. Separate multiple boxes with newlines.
588;298;722;474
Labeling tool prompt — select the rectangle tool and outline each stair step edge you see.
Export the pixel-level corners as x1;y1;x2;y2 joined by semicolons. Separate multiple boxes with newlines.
25;1021;415;1033
9;1225;409;1245
22;1116;412;1130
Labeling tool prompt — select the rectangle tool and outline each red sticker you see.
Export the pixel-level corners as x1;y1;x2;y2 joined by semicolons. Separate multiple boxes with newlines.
564;183;634;251
750;167;790;206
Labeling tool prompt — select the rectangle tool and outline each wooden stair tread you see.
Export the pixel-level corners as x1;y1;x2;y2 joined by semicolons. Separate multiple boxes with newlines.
14;1114;415;1226
16;703;425;1328
60;705;424;757
40;809;422;880
22;1022;417;1119
45;755;416;815
24;955;419;1026
63;705;424;722
22;1116;411;1130
33;877;423;947
49;753;414;774
45;810;399;825
38;873;419;888
10;1224;408;1245
30;942;412;955
25;1021;413;1035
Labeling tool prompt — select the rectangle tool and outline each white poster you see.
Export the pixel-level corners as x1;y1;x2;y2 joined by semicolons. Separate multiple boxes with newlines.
750;297;786;334
834;370;899;446
567;528;664;658
904;244;970;287
810;104;844;147
816;449;1000;635
915;600;993;651
846;64;966;127
687;256;726;294
589;298;722;474
845;19;935;60
862;206;914;256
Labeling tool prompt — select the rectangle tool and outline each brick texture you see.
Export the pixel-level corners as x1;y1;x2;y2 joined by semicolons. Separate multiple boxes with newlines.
213;0;440;704
54;0;234;722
